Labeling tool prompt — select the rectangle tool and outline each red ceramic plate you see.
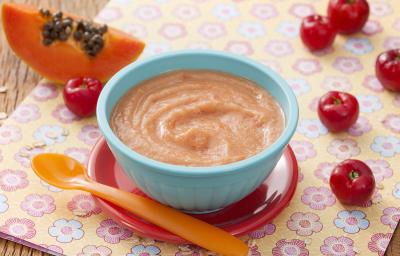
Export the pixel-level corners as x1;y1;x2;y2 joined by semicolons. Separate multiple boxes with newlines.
88;138;298;244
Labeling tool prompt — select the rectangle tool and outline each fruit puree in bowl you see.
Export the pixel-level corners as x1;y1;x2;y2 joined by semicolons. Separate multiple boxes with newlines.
110;70;284;167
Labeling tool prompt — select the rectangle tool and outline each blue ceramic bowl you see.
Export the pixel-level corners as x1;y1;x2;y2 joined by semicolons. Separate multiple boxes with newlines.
97;50;298;212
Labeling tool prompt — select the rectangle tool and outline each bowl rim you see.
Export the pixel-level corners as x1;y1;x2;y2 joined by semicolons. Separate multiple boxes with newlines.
97;50;299;177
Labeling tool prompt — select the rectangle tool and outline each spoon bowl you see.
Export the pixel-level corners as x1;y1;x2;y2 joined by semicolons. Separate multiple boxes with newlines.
32;153;88;189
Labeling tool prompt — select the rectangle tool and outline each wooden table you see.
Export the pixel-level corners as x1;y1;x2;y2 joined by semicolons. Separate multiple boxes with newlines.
0;0;399;255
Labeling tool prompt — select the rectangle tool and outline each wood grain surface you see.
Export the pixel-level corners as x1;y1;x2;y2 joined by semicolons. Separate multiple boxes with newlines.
0;0;398;255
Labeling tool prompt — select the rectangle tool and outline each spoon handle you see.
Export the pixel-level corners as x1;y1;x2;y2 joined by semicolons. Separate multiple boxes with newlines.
85;180;248;256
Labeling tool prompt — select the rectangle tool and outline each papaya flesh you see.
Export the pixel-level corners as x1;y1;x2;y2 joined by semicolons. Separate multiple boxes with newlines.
2;3;145;83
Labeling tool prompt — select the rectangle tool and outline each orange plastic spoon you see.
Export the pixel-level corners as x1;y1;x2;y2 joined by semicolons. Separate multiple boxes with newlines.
32;153;248;256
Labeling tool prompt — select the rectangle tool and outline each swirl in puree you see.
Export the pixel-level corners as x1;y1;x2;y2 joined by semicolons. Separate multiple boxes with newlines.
110;70;285;166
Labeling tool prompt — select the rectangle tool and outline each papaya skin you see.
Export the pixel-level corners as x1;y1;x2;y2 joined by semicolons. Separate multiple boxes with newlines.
2;3;145;83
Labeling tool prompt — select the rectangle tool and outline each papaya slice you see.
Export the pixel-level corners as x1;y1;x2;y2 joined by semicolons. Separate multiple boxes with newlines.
2;3;145;83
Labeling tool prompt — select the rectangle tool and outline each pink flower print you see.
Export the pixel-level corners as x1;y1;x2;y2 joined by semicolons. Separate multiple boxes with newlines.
371;136;400;157
301;187;335;210
290;140;316;162
289;4;315;18
366;159;393;183
368;233;392;256
370;2;392;16
320;236;356;256
78;245;112;256
287;78;311;96
381;207;400;230
173;5;200;20
298;171;304;183
96;219;132;244
287;212;322;236
186;41;211;50
394;19;400;31
348;116;372;136
68;194;101;217
225;41;254;56
249;223;276;239
11;104;40;123
0;125;22;144
143;42;171;57
384;37;400;50
297;119;328;138
20;194;55;217
135;5;161;21
0;169;28;192
362;20;383;36
122;24;147;39
344;38;373;55
328;139;360;160
249;245;261;256
48;219;84;243
32;82;58;101
277;21;300;38
96;7;121;22
314;162;337;183
308;97;319;112
78;125;101;145
251;4;278;20
357;95;382;113
64;147;90;166
272;239;309;256
383;114;400;133
39;244;63;254
265;40;293;57
292;59;322;75
394;95;400;108
260;60;281;73
212;3;239;21
198;23;226;39
362;75;384;92
333;57;363;74
237;22;265;39
52;104;80;123
159;23;186;40
14;146;45;168
1;218;36;240
322;76;352;91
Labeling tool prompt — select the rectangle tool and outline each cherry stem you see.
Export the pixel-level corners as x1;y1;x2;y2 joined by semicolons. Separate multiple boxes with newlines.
349;170;359;180
396;54;400;61
79;82;88;90
347;0;355;3
333;97;342;105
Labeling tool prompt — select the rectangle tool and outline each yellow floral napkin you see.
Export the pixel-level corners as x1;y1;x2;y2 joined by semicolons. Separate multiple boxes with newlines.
0;0;399;255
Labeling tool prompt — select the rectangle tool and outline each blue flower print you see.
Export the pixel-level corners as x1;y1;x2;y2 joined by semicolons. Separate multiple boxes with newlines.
334;210;369;234
0;194;8;213
393;183;400;199
344;38;374;55
297;119;328;138
277;21;300;38
357;95;382;113
128;245;161;256
286;78;311;96
33;125;66;145
371;136;400;157
48;219;84;243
